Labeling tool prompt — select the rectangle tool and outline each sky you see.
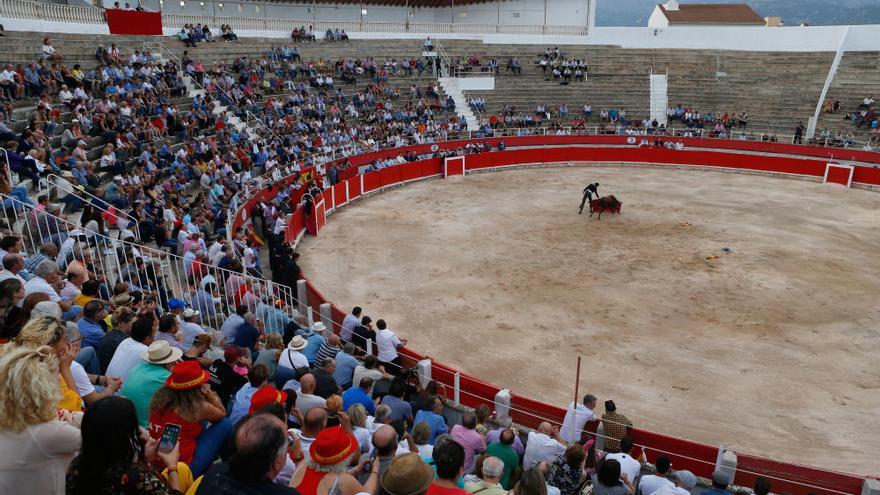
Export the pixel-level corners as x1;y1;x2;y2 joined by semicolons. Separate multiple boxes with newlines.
596;0;880;26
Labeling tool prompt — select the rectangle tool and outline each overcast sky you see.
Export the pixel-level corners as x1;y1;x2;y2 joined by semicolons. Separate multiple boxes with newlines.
596;0;880;26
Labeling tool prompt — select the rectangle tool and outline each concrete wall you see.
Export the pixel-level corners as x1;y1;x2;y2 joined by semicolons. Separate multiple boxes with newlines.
106;0;590;27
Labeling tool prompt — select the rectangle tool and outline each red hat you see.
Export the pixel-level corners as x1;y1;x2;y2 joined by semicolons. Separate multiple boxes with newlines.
249;385;288;414
309;426;358;466
165;360;210;391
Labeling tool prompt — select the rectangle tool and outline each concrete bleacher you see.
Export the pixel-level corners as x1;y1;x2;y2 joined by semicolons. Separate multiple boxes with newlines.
438;40;834;135
815;51;880;140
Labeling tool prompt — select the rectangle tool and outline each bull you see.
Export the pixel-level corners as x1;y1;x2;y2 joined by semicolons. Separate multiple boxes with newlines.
589;195;622;220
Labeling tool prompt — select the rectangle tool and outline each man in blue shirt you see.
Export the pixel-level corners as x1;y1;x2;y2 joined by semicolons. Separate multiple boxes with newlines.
78;300;107;351
342;376;376;415
379;379;413;424
302;329;325;366
234;313;263;354
702;470;732;495
413;395;448;443
333;343;359;388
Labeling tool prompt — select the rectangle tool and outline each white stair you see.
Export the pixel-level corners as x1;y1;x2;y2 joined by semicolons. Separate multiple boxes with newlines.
650;73;668;127
439;77;480;131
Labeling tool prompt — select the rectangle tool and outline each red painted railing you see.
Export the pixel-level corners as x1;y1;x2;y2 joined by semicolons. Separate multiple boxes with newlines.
233;139;879;495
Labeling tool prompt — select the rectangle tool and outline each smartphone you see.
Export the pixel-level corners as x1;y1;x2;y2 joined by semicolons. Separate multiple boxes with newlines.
158;423;181;454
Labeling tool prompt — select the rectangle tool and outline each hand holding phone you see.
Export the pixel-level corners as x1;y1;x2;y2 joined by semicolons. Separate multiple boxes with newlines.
159;423;181;454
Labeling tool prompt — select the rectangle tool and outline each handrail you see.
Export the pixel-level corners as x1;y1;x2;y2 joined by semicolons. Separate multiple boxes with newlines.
0;0;104;25
142;41;280;143
38;174;141;240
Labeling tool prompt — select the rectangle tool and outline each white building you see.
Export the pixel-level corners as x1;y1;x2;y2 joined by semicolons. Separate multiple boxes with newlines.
648;0;765;28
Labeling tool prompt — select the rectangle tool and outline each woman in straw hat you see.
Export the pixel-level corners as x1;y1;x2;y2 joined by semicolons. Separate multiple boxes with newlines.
290;425;381;495
147;360;233;477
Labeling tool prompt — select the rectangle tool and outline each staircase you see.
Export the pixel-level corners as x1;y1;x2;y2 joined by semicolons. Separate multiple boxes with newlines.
438;77;480;131
650;73;668;126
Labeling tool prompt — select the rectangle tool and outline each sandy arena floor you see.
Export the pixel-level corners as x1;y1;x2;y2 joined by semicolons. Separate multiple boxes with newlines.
298;165;880;475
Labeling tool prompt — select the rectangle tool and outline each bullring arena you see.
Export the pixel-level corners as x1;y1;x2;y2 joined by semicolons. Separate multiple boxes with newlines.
299;164;880;476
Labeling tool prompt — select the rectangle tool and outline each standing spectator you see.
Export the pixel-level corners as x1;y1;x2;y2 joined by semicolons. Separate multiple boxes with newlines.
793;122;804;144
523;422;567;470
636;455;673;495
560;393;597;443
120;340;182;427
351;315;375;353
426;438;469;495
0;346;81;495
376;319;407;375
148;360;233;477
600;400;632;453
451;412;486;474
604;436;640;483
464;456;506;495
194;413;300;494
340;306;362;342
66;396;189;494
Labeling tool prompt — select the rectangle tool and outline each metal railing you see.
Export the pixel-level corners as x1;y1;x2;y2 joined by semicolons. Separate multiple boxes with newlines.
1;192;304;331
38;174;141;240
0;0;105;24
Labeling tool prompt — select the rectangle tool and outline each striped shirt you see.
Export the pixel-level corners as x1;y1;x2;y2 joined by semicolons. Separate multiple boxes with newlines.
315;341;341;365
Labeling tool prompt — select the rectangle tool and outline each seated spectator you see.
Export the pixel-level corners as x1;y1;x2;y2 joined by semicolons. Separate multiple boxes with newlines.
523;421;567;470
333;342;359;389
546;445;586;495
194;413;300;494
293;373;327;414
119;340;182;427
0;278;25;342
464;456;506;495
0;345;82;493
106;314;156;380
590;459;634;495
701;470;731;495
342;376;376;415
41;38;63;62
148;360;233;477
66;396;191;494
604;436;640;486
635;455;672;494
229;363;270;425
380;379;413;424
650;470;697;495
485;427;519;489
289;425;380;495
381;453;435;495
206;344;248;406
313;357;340;399
451;412;486;474
426;437;468;495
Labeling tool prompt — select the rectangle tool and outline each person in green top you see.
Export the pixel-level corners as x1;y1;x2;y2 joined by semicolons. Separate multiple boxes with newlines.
119;340;182;427
485;429;521;489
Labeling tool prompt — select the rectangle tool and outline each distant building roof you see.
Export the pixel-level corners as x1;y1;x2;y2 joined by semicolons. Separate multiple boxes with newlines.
657;2;765;25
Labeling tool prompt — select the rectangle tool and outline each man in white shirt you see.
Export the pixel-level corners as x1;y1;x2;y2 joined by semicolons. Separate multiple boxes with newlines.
24;260;67;307
650;470;696;495
340;306;362;342
180;308;205;350
637;455;674;495
375;319;407;374
106;316;155;380
605;436;641;484
522;422;567;470
64;323;122;407
277;335;310;372
0;254;26;285
560;393;597;443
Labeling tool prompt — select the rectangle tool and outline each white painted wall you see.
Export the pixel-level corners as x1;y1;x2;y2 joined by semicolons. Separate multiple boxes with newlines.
647;7;669;29
108;0;590;27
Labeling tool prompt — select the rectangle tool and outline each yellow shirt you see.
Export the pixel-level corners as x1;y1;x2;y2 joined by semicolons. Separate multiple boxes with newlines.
73;294;94;307
58;375;82;412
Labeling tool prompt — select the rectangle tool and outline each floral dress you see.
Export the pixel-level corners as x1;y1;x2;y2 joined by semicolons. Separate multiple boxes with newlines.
546;455;585;495
66;456;181;495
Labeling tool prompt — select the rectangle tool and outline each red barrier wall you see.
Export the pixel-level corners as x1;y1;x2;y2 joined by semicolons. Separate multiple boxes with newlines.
105;9;163;35
235;140;877;495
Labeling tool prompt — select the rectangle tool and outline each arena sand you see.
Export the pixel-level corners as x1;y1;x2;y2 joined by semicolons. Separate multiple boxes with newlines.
298;165;880;476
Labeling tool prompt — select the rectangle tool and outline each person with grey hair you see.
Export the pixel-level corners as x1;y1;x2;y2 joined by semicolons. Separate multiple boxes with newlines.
37;203;69;246
561;393;598;443
233;311;263;353
64;322;122;407
24;259;73;310
333;341;359;389
31;300;63;320
465;456;506;495
370;404;393;432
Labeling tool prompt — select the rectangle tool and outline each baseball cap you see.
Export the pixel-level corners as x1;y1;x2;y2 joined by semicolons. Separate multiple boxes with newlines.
675;470;697;489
